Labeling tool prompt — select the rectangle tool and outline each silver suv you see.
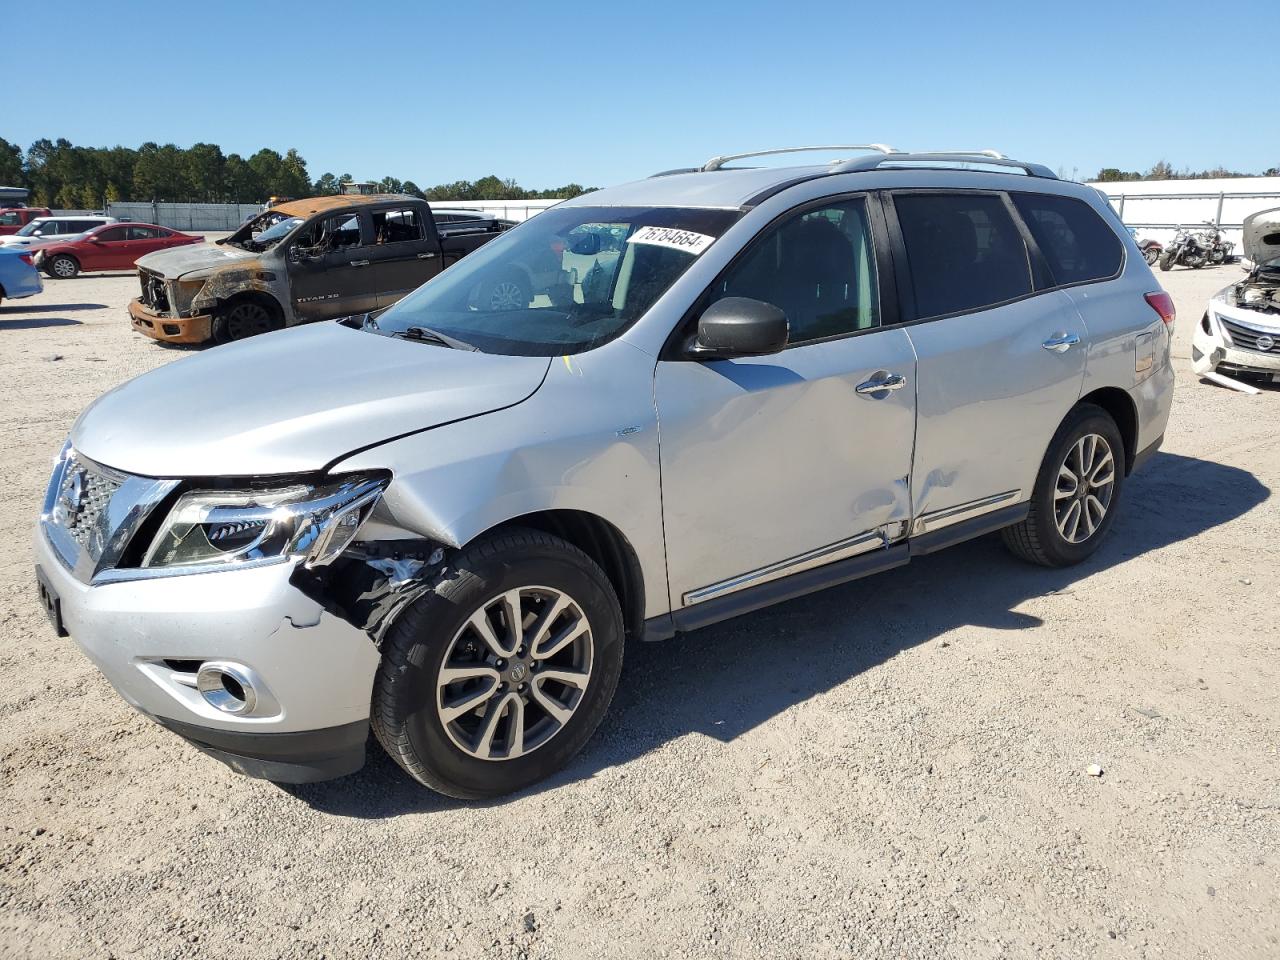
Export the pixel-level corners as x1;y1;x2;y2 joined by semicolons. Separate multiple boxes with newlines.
34;146;1175;798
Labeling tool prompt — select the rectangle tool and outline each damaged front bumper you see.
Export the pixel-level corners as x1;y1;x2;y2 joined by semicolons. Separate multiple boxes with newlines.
34;528;380;782
1192;300;1280;378
129;297;214;345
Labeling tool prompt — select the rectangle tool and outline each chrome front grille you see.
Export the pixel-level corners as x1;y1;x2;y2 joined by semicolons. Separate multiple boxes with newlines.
41;449;179;584
1221;316;1280;354
54;456;123;548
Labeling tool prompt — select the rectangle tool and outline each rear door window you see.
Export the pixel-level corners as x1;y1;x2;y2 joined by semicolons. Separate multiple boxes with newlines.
127;226;164;240
372;207;425;244
1011;193;1123;286
894;193;1033;319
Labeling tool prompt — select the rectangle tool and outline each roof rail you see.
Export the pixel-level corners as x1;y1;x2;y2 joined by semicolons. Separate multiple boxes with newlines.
701;144;899;172
830;151;1057;179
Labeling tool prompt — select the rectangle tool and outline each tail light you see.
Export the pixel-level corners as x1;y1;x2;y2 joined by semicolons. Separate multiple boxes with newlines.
1145;291;1176;330
19;253;34;266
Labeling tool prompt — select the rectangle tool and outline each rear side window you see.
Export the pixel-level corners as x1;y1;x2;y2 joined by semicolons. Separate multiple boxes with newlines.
373;207;425;244
894;193;1032;319
1012;193;1123;286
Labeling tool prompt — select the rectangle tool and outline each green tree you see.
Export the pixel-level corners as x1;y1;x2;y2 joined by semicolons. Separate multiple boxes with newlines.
0;138;25;187
186;142;227;201
224;153;259;202
313;172;339;195
279;148;311;198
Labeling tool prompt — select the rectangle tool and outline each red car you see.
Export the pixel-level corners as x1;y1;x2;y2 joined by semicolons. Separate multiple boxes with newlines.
0;207;53;235
38;222;203;279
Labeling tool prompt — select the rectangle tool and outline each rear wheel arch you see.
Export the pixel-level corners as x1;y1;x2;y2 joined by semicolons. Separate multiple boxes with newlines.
1078;387;1137;475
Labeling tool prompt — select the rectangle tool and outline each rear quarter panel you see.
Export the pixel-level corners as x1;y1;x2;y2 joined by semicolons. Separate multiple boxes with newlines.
1063;239;1173;460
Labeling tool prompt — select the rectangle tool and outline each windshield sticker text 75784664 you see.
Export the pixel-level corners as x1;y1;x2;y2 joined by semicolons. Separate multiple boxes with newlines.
627;225;716;256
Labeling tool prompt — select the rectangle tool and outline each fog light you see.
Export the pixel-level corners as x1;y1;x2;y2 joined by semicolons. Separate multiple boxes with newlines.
195;661;259;715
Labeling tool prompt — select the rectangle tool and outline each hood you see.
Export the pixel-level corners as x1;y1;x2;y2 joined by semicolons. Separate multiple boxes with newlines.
1243;207;1280;266
0;233;82;250
71;322;551;477
135;242;258;280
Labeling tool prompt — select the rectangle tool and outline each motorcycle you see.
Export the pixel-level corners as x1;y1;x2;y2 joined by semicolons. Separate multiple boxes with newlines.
1197;222;1234;265
1159;226;1209;271
1160;223;1234;271
1128;228;1162;265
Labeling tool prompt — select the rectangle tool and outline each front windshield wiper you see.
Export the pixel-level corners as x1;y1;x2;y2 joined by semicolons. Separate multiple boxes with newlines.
393;325;478;351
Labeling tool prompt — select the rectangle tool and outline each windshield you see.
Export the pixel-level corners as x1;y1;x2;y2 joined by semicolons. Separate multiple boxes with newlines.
227;212;304;251
16;221;49;237
366;206;741;355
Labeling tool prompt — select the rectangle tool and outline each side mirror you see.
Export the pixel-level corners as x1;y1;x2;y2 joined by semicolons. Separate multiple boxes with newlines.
568;232;601;256
688;297;788;360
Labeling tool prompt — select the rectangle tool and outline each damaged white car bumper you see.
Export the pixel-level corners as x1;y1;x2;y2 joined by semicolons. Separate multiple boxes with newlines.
1192;297;1280;378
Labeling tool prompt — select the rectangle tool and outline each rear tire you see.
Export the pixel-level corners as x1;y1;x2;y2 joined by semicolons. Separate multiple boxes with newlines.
1002;404;1126;568
1143;247;1160;265
372;528;624;799
46;254;79;279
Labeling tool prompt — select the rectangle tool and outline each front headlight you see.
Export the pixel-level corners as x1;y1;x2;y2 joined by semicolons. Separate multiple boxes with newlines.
142;475;386;572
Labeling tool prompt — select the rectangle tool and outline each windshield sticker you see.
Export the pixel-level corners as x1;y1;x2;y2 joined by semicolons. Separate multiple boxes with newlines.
627;225;716;256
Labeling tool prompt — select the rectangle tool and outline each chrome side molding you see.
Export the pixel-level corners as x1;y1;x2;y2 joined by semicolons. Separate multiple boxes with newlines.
683;525;898;606
912;489;1021;536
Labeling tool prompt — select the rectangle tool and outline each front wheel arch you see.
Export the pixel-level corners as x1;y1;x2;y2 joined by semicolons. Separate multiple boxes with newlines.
45;252;80;278
211;292;285;342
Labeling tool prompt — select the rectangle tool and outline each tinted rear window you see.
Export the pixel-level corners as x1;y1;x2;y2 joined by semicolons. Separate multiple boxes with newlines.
1012;193;1123;286
894;193;1032;319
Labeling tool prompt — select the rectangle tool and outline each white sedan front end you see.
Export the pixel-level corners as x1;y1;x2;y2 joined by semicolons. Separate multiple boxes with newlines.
1193;295;1280;380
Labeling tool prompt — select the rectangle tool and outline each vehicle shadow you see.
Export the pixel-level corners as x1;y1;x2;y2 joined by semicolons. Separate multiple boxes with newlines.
287;450;1268;817
0;317;82;329
5;302;107;313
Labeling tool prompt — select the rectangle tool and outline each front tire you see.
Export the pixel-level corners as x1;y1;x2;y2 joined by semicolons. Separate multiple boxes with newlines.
372;528;624;799
479;272;532;312
1158;251;1174;272
1002;404;1126;568
46;254;79;279
212;299;281;343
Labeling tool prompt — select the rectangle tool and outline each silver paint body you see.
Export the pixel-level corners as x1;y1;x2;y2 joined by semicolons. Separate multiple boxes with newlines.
41;164;1174;736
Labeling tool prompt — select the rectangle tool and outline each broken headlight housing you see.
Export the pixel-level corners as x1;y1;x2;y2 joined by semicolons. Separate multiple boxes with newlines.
141;475;386;572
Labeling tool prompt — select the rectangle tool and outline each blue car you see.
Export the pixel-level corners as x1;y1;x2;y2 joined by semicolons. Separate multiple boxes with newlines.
0;246;43;308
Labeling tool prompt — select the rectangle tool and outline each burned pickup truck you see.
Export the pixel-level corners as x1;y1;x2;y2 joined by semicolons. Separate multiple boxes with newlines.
129;195;506;344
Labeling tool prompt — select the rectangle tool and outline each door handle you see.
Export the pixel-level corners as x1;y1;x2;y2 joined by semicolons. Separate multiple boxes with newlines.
349;259;370;267
855;373;907;396
417;252;438;260
1041;332;1080;353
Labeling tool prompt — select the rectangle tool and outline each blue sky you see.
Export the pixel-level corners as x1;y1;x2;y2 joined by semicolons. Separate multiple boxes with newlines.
3;0;1276;188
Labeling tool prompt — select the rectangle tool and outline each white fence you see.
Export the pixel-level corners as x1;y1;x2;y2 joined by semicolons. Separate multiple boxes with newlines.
1089;176;1280;255
105;201;262;231
436;199;562;222
97;198;563;231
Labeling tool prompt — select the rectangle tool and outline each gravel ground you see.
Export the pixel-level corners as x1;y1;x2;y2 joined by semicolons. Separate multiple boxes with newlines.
0;258;1277;959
